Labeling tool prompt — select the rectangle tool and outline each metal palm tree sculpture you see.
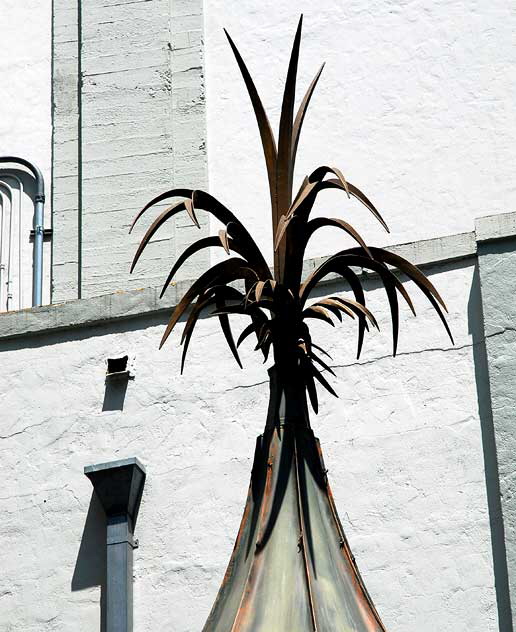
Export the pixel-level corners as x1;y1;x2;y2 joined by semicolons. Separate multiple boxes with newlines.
130;16;452;632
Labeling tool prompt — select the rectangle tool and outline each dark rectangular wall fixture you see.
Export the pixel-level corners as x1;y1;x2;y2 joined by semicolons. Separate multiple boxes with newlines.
84;457;146;632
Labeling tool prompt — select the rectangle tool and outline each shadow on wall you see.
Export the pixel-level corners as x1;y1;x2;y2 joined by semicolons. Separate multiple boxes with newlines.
102;378;129;412
468;261;513;632
71;491;107;632
102;357;133;411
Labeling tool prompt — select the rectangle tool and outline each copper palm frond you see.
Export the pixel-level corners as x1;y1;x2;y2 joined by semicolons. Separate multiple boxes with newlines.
129;15;453;412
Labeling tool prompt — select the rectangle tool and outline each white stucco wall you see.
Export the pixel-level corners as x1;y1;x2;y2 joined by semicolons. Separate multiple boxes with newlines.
0;0;52;182
0;0;52;308
0;1;507;630
204;0;516;265
0;260;497;630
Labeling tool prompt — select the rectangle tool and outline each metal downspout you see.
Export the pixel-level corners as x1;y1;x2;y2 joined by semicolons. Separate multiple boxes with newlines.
84;458;146;632
0;156;45;306
0;197;4;307
0;185;13;310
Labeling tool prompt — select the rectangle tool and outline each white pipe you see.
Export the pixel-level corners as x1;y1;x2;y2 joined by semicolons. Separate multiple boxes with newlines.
0;197;4;309
4;175;25;309
0;184;14;311
0;190;10;311
7;189;12;311
0;187;12;311
18;179;23;309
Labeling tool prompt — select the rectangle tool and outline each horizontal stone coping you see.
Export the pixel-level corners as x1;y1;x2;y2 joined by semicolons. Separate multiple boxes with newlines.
0;211;514;342
475;211;516;243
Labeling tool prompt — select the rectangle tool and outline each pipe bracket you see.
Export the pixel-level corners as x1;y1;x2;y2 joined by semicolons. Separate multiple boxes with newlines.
107;533;139;549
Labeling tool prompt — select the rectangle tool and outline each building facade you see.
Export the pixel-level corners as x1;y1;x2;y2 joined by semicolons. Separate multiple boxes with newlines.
1;1;516;630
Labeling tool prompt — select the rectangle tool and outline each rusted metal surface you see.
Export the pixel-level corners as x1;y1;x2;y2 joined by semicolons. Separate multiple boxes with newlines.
130;15;452;631
203;369;387;632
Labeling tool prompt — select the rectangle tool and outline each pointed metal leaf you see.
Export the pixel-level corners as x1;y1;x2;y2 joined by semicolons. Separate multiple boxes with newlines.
130;200;186;273
160;235;240;299
309;350;336;376
312;342;333;360
277;14;303;213
216;292;244;369
224;29;278;223
304;217;372;258
313;300;343;322
309;165;350;198
219;229;231;254
129;188;193;233
310;363;338;397
303;306;335;327
330;296;379;330
237;322;259;348
316;178;389;232
291;64;325;168
255;280;266;302
159;258;259;349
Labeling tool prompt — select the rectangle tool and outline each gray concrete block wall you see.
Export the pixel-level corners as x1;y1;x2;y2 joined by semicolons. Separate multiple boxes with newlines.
51;0;81;302
478;237;516;630
170;0;209;277
52;0;209;300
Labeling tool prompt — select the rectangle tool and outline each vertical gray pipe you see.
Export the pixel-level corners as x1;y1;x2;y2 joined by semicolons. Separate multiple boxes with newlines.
107;515;135;632
0;156;45;306
84;458;146;632
32;197;44;306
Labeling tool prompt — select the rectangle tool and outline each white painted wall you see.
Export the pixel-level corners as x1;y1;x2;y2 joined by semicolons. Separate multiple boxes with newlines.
0;0;52;180
0;261;497;630
204;0;516;265
0;1;504;630
0;0;52;307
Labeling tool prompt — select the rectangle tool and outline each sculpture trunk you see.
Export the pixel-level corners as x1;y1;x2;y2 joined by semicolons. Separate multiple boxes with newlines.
203;368;386;632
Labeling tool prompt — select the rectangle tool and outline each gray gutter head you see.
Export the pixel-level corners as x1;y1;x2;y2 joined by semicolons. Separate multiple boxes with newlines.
85;457;146;526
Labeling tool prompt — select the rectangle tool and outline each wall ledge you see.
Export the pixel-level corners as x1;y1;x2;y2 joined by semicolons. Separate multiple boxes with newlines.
1;211;515;342
475;211;516;244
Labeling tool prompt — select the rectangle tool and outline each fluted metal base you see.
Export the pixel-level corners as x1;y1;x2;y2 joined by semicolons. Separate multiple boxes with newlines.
203;372;385;632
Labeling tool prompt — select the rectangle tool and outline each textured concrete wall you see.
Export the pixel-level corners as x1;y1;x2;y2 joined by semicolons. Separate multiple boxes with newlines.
478;237;516;629
51;0;81;302
0;260;497;630
204;0;516;266
52;0;208;301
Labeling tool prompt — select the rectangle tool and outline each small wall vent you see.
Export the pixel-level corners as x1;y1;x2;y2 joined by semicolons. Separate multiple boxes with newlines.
107;355;128;375
106;355;134;381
